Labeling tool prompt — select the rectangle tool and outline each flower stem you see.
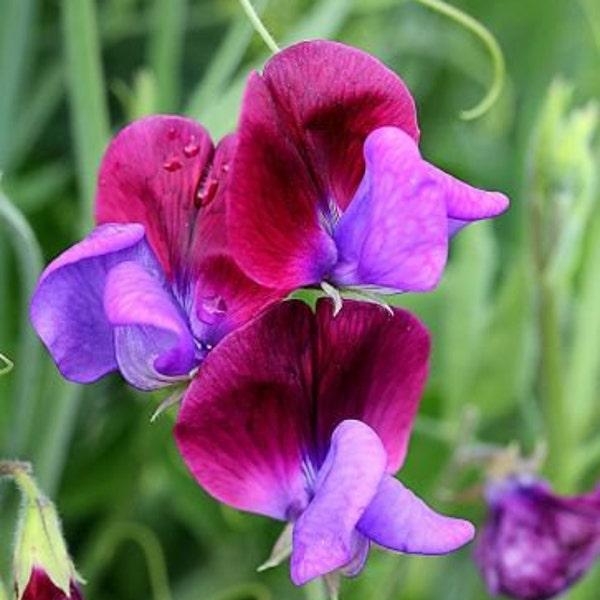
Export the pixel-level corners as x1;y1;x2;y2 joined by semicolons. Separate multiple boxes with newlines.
412;0;505;120
61;0;110;231
237;0;279;54
303;579;330;600
81;522;173;600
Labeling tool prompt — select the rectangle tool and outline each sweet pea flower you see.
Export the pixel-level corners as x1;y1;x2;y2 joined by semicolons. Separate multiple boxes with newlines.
227;40;510;294
476;474;600;600
31;116;283;390
176;299;474;585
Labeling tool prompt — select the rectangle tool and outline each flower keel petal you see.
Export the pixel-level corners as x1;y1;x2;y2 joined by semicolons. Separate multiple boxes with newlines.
104;261;197;390
291;420;386;585
357;475;475;554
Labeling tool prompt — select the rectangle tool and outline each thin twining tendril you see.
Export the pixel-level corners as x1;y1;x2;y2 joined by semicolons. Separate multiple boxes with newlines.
413;0;505;120
237;0;280;54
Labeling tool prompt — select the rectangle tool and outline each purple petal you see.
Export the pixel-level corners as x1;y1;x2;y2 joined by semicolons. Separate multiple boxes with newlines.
357;475;475;554
333;126;509;292
476;476;600;600
96;115;214;279
341;533;370;577
104;261;197;390
291;420;386;585
332;127;449;292
30;224;161;383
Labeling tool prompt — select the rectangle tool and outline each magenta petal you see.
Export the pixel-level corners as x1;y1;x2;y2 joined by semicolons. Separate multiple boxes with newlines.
96;115;214;279
104;261;197;390
191;254;287;347
228;72;337;289
30;224;159;383
175;299;430;525
357;475;475;554
332;127;449;292
22;567;83;600
314;300;430;473
175;301;316;520
262;40;419;210
291;420;386;585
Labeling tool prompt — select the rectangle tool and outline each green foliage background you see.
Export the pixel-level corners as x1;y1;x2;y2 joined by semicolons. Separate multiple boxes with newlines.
0;0;599;599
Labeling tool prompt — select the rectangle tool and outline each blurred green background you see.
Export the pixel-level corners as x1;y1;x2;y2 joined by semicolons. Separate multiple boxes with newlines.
1;0;599;598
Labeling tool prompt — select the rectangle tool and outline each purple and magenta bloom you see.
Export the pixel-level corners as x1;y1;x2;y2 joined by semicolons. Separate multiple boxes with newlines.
175;299;474;585
30;116;284;390
476;474;600;600
227;40;509;294
20;567;83;600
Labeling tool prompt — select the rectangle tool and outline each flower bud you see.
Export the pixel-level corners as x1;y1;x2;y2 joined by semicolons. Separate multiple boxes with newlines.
475;474;600;600
10;465;83;600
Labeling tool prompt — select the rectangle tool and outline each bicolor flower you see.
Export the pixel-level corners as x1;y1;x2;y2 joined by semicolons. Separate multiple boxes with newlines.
30;116;284;390
475;474;600;600
176;299;475;585
227;40;510;294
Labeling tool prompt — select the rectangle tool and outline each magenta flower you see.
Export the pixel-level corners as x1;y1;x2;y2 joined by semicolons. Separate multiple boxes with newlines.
176;299;474;585
20;567;83;600
475;475;600;600
30;116;283;390
227;40;509;293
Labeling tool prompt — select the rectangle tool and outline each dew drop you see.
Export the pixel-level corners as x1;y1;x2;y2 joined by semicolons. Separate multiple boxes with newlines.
167;127;177;140
163;156;182;172
196;176;218;207
183;142;200;158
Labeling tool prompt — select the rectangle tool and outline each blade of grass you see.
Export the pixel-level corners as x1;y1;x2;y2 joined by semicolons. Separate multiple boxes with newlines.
0;0;36;168
147;0;188;112
9;64;64;172
62;0;110;232
185;0;265;119
0;189;43;456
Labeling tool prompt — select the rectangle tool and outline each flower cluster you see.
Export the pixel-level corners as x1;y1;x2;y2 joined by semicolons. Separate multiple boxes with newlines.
30;40;509;590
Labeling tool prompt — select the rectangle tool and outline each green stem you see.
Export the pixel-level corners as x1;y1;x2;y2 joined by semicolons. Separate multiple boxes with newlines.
0;0;36;168
61;0;110;231
237;0;279;54
567;214;600;443
33;372;80;496
0;191;44;456
538;283;569;486
412;0;505;120
303;579;329;600
531;196;570;489
82;522;173;600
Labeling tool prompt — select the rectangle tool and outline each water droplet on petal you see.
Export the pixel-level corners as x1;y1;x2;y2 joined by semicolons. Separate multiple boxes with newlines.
184;141;200;158
167;127;178;140
163;156;182;172
196;176;218;207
